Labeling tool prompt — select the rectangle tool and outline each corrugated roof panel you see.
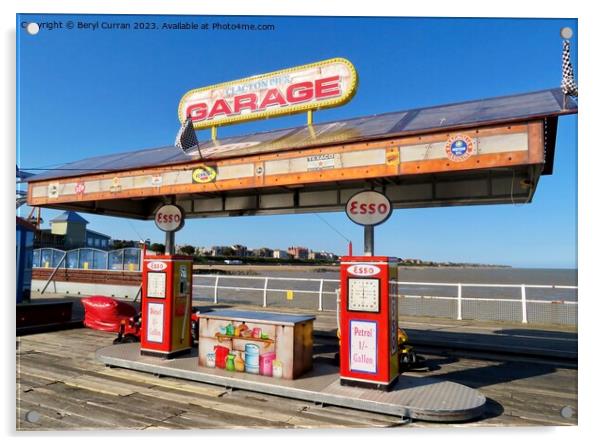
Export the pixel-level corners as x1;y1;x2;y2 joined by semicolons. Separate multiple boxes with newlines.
25;88;576;182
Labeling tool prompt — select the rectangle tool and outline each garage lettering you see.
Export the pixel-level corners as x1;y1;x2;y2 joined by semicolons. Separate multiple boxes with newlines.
186;76;341;122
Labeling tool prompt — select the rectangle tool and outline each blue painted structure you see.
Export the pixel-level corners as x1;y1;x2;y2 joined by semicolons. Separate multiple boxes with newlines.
16;217;35;303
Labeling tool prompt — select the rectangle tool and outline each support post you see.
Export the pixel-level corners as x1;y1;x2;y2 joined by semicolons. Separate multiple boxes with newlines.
318;279;324;312
213;275;220;304
457;284;462;320
364;225;374;256
263;277;269;308
165;230;175;255
521;284;528;323
165;196;177;255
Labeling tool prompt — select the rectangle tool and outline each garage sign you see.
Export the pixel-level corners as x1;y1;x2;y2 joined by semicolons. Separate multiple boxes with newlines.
178;58;357;130
345;191;392;226
154;204;185;232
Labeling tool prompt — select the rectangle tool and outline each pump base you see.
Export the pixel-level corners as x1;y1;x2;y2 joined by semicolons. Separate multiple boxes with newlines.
340;376;398;392
97;343;487;422
140;348;191;360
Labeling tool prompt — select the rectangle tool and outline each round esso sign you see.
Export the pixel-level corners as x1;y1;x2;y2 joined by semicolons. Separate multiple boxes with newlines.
154;204;185;232
345;191;392;226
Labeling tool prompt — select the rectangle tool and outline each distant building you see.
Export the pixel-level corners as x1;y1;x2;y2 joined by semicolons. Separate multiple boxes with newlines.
85;229;111;250
309;251;339;261
196;246;212;256
37;211;111;250
251;247;273;258
287;246;309;260
401;258;423;265
231;244;248;257
273;249;290;260
210;246;229;257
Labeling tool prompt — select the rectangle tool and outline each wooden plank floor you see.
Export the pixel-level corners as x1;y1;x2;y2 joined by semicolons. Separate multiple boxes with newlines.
16;328;577;430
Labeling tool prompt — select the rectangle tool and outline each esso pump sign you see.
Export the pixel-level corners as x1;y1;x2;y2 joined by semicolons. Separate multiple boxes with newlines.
345;191;392;226
147;261;168;271
347;264;381;276
154;204;185;232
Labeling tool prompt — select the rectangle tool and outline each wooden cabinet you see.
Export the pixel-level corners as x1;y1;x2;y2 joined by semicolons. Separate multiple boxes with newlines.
196;309;315;379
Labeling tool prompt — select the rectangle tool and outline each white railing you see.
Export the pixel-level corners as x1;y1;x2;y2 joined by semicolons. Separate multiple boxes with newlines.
192;274;578;325
196;275;338;310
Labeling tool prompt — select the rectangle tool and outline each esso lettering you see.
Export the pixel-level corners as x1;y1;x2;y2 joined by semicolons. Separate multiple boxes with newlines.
157;213;180;224
348;201;389;215
347;264;380;276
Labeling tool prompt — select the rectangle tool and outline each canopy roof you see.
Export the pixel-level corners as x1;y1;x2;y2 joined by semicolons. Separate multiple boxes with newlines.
25;87;577;220
26;88;576;183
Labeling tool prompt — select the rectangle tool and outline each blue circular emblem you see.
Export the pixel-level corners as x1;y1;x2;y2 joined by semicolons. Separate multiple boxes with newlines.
445;134;475;162
451;140;468;156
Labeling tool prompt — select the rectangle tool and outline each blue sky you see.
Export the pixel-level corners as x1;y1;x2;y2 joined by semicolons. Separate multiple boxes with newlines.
16;15;578;268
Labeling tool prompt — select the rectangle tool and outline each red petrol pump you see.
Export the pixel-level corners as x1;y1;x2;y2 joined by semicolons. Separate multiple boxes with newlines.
339;257;399;390
141;255;193;358
339;190;399;390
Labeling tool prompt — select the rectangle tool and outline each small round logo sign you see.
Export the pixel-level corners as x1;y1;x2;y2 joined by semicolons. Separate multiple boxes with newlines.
445;134;475;162
192;165;217;183
75;181;85;195
345;191;392;226
154;204;185;232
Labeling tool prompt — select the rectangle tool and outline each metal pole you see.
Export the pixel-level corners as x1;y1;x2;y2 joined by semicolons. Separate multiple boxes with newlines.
318;279;324;311
521;284;528;323
41;252;67;294
364;225;374;256
165;196;177;255
165;230;175;255
213;275;220;304
263;277;269;308
457;284;463;320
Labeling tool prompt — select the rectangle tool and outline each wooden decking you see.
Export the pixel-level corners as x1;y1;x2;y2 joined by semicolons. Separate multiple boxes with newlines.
16;328;577;430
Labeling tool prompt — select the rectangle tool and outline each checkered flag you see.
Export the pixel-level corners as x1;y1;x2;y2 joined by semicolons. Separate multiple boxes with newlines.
561;40;578;97
175;116;199;154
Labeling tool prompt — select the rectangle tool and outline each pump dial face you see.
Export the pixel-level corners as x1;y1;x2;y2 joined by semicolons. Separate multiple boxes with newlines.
348;278;380;312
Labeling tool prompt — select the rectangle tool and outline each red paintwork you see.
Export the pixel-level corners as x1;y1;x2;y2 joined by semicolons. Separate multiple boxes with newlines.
140;255;192;355
339;256;398;386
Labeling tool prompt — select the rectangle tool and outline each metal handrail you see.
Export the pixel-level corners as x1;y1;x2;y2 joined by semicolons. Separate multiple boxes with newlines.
192;273;578;323
193;274;578;291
